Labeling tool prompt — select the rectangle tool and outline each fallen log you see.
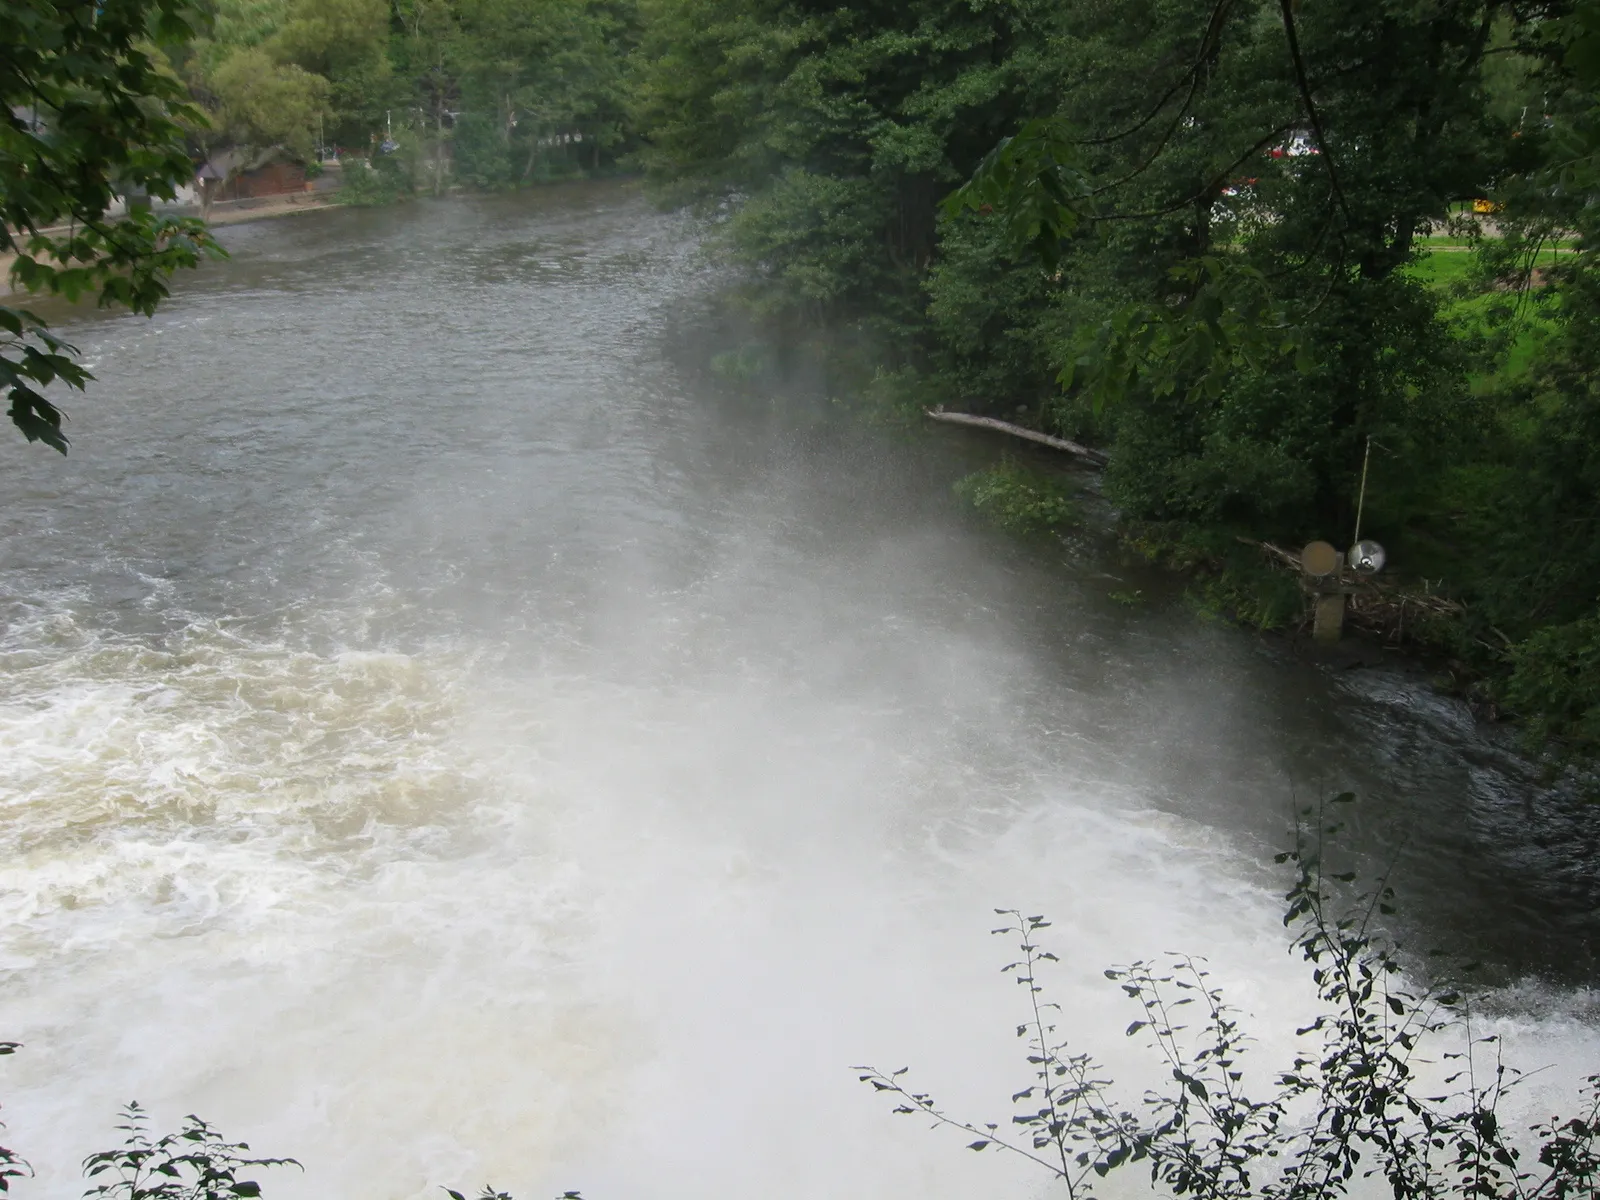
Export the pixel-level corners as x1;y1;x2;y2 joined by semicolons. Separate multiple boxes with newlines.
924;407;1110;466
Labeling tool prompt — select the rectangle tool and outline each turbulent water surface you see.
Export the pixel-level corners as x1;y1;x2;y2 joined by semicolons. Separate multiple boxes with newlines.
1;184;1597;1199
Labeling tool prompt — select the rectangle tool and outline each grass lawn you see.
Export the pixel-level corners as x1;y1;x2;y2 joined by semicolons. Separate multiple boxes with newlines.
1408;249;1478;287
1404;246;1564;386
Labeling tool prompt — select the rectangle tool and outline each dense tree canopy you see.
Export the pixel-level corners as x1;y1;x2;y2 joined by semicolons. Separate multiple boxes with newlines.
170;0;637;189
628;0;1600;755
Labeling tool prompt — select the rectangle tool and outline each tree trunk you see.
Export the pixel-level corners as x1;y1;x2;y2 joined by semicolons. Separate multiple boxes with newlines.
435;106;445;196
923;408;1108;466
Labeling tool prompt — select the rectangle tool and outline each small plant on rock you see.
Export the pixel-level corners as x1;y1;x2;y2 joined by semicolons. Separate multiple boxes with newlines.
954;460;1079;535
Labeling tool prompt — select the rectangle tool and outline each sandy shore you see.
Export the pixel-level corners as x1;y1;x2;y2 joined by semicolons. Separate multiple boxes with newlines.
204;191;342;226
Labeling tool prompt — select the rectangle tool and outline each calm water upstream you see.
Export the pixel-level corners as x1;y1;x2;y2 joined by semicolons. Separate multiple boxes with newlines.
0;183;1596;1199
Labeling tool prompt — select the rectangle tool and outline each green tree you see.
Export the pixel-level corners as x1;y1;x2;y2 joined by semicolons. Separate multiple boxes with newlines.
269;0;394;150
632;0;1072;339
208;45;330;157
2;0;222;452
181;0;395;162
1447;0;1600;751
424;0;638;189
941;0;1511;534
270;0;389;79
205;0;290;51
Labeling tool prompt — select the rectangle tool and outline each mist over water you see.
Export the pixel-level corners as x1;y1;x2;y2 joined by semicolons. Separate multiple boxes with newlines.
1;183;1596;1198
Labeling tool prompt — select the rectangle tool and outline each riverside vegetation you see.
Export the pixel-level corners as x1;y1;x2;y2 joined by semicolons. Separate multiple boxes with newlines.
626;0;1600;761
174;0;636;189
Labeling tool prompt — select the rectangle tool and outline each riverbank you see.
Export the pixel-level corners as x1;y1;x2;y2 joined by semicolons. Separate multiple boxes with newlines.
0;191;340;299
203;192;342;226
918;415;1533;742
718;233;1591;760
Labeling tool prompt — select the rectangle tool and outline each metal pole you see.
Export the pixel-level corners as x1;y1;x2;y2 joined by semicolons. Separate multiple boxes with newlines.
1352;434;1372;547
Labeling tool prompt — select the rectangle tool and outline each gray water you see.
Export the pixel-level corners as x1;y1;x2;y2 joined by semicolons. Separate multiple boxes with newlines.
0;184;1596;1199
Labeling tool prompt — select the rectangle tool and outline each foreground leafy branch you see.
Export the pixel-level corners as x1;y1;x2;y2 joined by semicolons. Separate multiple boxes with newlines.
0;1043;27;1195
2;0;226;451
857;796;1600;1199
81;1103;300;1200
0;1086;579;1200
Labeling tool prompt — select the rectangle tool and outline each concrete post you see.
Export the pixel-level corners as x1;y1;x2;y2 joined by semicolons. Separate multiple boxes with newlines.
1313;591;1346;642
1300;540;1345;643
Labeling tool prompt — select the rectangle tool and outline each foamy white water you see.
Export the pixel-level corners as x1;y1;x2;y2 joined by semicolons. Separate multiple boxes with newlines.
0;186;1594;1199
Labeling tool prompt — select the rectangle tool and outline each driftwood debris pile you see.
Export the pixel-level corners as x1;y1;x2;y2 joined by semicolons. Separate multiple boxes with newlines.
922;406;1479;649
1237;537;1474;646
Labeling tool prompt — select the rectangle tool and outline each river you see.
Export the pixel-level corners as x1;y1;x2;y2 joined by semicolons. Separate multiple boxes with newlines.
0;183;1596;1199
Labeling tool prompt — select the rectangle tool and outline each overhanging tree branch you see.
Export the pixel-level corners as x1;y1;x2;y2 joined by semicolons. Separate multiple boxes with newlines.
1277;0;1352;228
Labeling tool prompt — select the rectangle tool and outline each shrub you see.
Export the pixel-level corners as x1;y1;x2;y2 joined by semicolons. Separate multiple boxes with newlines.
954;461;1079;535
81;1104;299;1200
1505;610;1600;753
335;157;405;207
